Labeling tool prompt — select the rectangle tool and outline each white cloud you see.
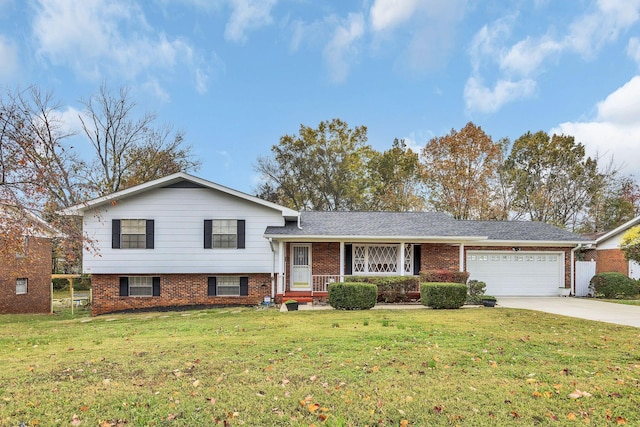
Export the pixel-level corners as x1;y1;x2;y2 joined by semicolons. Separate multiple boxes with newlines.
464;77;536;114
370;0;467;73
370;0;420;32
323;13;365;83
467;0;640;113
32;0;210;96
224;0;277;43
628;37;640;66
551;75;640;177
0;35;18;79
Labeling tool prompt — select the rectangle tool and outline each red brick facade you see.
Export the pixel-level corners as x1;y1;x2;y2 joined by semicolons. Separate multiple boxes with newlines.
91;273;273;316
595;249;628;275
421;244;460;271
0;236;52;314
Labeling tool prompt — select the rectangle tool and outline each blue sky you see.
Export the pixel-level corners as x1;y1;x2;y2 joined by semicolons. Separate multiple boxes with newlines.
1;0;640;194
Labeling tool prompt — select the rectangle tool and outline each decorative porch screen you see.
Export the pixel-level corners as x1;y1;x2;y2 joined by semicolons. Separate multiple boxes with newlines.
352;244;414;274
354;245;404;274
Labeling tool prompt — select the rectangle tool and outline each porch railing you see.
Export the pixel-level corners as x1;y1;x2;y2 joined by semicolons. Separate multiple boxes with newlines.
312;275;343;293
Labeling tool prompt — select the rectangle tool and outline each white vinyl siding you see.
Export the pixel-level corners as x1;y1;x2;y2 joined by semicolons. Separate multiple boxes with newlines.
83;187;285;274
467;250;564;296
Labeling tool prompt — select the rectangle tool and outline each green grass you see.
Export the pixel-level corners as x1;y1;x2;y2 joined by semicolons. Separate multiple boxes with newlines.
1;307;639;426
600;298;640;306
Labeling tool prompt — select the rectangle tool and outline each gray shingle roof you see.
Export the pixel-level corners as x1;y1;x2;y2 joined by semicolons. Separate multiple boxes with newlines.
264;211;591;242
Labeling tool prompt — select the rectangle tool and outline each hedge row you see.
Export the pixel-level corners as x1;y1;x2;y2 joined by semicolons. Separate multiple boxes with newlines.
328;282;377;310
345;276;419;302
589;272;638;299
420;270;469;284
420;282;467;309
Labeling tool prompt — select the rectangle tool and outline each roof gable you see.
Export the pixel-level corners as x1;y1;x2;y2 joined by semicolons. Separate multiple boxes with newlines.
595;215;640;244
61;172;299;219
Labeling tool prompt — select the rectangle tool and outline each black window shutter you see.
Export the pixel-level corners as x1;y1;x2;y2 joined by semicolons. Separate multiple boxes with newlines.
413;244;421;276
344;244;352;275
119;277;129;296
204;220;212;249
146;220;155;249
240;276;249;296
112;220;121;249
152;277;161;296
207;277;217;296
237;220;245;249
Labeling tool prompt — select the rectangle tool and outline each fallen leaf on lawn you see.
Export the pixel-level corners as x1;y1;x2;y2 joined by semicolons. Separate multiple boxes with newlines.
406;396;413;402
310;375;317;382
71;414;81;426
433;406;443;414
567;413;576;420
617;417;627;425
308;403;320;413
400;420;408;427
192;379;200;387
209;398;216;405
318;414;327;421
568;389;592;399
532;391;542;398
526;378;537;384
80;405;89;412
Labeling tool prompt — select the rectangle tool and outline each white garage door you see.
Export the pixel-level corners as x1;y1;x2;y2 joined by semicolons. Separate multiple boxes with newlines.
466;251;564;296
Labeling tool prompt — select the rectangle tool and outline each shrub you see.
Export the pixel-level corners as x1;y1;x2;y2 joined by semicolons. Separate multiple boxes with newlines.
466;279;487;304
328;282;377;310
420;270;469;284
589;272;638;299
420;282;467;309
345;276;420;303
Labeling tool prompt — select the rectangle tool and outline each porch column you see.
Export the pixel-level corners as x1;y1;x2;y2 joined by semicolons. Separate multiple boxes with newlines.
277;241;285;294
399;242;405;276
459;243;465;272
339;241;345;281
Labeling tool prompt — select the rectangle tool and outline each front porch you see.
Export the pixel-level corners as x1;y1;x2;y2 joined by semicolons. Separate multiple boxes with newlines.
273;241;461;304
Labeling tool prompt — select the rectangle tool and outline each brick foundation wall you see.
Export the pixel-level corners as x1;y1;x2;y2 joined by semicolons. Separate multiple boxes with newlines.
0;236;52;314
596;249;627;275
91;273;272;316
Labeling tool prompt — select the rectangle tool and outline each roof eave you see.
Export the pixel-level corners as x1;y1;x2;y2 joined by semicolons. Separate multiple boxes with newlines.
263;234;489;242
60;172;300;218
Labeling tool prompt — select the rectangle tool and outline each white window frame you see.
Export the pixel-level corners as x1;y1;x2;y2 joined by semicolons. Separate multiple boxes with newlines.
121;219;147;249
212;219;238;249
216;276;241;296
128;276;153;297
16;278;27;294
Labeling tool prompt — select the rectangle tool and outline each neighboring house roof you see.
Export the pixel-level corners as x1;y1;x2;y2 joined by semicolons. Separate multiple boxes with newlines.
594;215;640;245
61;172;300;220
0;204;60;239
264;211;591;244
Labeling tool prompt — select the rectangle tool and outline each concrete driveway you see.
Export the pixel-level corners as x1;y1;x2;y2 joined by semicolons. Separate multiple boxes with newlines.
498;297;640;328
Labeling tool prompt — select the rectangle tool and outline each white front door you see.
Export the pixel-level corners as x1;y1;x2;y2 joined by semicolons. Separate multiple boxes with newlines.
291;244;311;289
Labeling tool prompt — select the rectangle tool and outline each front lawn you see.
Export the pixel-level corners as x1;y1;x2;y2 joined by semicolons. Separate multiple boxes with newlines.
0;307;638;426
600;299;640;306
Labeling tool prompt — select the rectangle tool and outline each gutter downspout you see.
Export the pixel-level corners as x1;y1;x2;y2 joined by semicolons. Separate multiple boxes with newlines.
570;244;582;296
269;238;276;300
297;214;302;229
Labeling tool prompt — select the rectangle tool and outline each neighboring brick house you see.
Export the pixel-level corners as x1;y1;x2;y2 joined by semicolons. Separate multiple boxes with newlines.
584;216;640;279
0;206;57;314
63;173;590;315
